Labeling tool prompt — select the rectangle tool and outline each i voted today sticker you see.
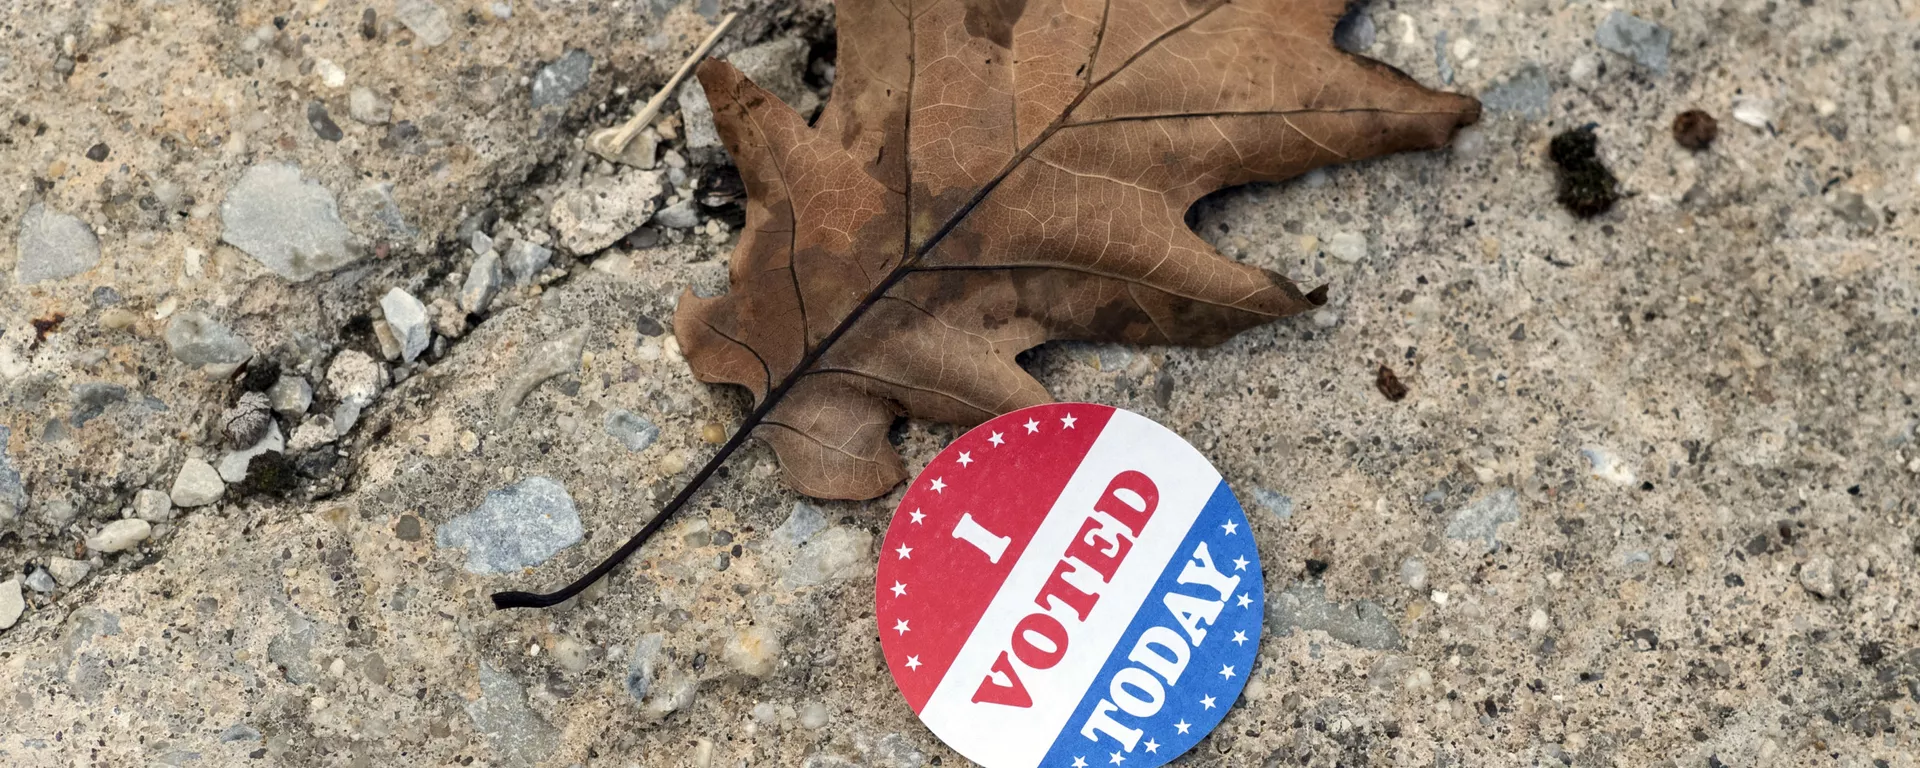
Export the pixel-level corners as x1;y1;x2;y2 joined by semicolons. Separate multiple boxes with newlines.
876;403;1264;768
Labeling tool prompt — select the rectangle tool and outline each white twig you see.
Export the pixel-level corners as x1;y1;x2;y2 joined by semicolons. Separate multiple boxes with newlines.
589;12;740;164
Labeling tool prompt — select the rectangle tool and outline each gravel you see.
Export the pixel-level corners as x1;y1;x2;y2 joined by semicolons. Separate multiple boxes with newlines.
0;579;21;631
548;170;665;254
1446;488;1520;553
1480;64;1552;120
24;568;55;594
1326;231;1368;263
433;477;584;574
380;288;432;363
306;100;344;142
1595;11;1671;74
603;410;660;452
348;87;392;125
13;204;101;284
504;240;552;285
86;518;153;553
530;49;593;109
220;163;358;282
394;0;453;47
46;558;91;587
1799;555;1837;598
133;489;173;523
169;458;226;508
164;311;255;371
460;250;504;314
268;376;314;418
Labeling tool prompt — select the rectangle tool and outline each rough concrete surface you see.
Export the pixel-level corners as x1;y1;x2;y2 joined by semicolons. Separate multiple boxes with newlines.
1;1;1917;766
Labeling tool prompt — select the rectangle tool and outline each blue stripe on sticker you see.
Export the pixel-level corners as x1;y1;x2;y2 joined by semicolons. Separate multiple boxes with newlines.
1034;479;1265;768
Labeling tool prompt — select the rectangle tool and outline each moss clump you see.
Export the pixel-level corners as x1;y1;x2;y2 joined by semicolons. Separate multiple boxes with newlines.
232;451;300;498
1548;127;1620;219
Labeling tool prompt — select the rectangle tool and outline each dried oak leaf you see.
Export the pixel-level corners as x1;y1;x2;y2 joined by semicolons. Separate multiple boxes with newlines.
677;0;1480;499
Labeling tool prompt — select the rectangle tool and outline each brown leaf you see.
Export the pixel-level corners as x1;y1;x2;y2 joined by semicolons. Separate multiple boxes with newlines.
677;0;1479;499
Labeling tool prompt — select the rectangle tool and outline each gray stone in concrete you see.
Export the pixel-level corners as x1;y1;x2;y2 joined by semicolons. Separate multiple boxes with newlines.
220;163;358;282
14;204;100;284
434;477;583;574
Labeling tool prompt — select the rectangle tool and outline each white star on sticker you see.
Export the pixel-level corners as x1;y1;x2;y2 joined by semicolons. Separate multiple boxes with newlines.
1232;555;1249;571
909;509;925;524
956;451;973;467
1061;414;1077;429
1220;664;1236;679
1221;520;1239;535
1024;418;1041;433
1108;752;1124;765
1174;720;1192;734
929;477;946;493
1143;738;1159;753
1071;759;1088;768
1236;593;1253;608
894;619;910;635
1232;630;1249;645
988;431;1005;446
890;582;907;597
895;544;913;559
905;655;922;671
1200;695;1217;710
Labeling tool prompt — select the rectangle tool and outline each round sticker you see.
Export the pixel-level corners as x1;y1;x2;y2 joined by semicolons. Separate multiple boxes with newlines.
877;403;1264;768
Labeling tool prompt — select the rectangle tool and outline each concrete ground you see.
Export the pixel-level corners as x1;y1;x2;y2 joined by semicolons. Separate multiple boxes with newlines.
1;0;1917;766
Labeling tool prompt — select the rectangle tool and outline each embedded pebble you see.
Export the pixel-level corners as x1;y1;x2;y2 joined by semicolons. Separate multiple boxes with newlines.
220;163;358;282
466;664;560;766
1399;557;1428;589
498;327;587;421
14;203;101;284
1480;64;1551;120
651;199;700;230
306;100;343;142
164;311;255;369
313;58;346;88
87;518;153;553
625;633;666;702
1799;556;1836;598
327;350;387;407
1445;488;1519;553
348;86;392;125
24;568;55;594
1595;11;1671;74
799;702;830;729
1580;445;1638;486
1732;97;1773;130
394;0;453;47
531;49;593;109
70;383;128;428
0;426;23;523
1326;231;1368;263
549;171;666;253
47;557;92;587
268;376;313;417
1250;487;1294;519
0;579;21;630
170;458;227;508
134;488;173;523
723;625;781;678
1333;10;1375;53
434;477;583;573
504;240;552;284
604;410;660;452
380;288;432;363
460;251;504;313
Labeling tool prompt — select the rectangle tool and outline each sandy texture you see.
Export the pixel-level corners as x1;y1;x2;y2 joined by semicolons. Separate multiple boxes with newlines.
1;1;1916;766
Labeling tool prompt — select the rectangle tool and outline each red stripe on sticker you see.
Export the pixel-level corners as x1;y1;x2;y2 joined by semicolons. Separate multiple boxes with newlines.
878;403;1116;713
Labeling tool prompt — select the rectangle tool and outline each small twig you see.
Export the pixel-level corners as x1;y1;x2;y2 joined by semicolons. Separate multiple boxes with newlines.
587;12;739;164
